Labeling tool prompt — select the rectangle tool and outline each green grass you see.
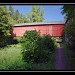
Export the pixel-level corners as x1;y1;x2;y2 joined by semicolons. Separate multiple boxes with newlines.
0;43;55;70
0;44;27;70
61;43;75;70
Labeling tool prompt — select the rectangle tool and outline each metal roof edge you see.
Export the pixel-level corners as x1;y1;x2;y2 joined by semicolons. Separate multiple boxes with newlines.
13;21;65;26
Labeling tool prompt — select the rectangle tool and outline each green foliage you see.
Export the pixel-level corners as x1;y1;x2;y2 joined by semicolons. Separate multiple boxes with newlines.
0;36;7;47
26;6;44;22
0;36;18;47
0;44;28;70
34;34;56;63
61;5;75;50
0;5;44;47
0;6;12;47
14;10;20;21
8;5;28;23
64;23;75;34
0;43;55;70
65;25;75;50
61;5;75;19
21;30;56;63
0;6;11;36
21;30;39;63
14;37;23;43
0;6;23;47
23;30;39;42
9;5;14;16
0;6;20;47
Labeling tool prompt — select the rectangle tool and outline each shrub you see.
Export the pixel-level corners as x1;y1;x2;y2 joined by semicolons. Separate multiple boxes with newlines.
34;34;57;63
14;37;22;43
21;30;57;63
22;30;39;42
21;30;39;63
0;36;7;47
64;24;75;50
0;35;19;48
0;35;11;47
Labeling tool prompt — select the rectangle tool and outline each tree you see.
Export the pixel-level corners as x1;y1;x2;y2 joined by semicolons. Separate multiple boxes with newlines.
61;5;75;50
14;10;28;23
0;6;11;47
17;14;28;23
61;5;75;20
0;6;17;47
8;5;32;23
9;5;14;16
0;6;11;36
26;6;44;22
14;9;20;21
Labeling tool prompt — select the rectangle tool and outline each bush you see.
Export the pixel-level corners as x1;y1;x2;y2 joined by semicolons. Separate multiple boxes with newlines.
22;30;39;42
67;36;75;51
0;36;19;48
0;36;7;47
21;30;57;63
64;24;75;51
0;35;11;47
14;37;22;43
34;34;57;63
21;30;39;63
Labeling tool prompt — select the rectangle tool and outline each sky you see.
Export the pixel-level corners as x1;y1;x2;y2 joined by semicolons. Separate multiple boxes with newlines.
7;5;65;22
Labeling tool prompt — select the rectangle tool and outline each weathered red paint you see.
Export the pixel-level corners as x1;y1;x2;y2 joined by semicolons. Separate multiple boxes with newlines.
52;25;64;36
11;24;64;37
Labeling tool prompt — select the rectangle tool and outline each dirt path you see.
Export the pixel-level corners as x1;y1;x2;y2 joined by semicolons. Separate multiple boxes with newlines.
53;43;66;70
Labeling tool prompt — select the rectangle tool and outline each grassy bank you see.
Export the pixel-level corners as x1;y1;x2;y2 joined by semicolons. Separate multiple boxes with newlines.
0;44;27;70
0;43;55;70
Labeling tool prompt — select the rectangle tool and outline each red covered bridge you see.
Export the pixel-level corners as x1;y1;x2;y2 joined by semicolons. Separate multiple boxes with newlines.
11;21;65;37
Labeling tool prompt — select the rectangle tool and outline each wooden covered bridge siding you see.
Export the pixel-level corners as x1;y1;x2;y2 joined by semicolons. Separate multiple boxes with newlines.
11;22;65;37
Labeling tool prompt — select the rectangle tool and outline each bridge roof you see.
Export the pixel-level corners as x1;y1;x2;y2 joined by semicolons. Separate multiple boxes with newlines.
14;21;65;27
